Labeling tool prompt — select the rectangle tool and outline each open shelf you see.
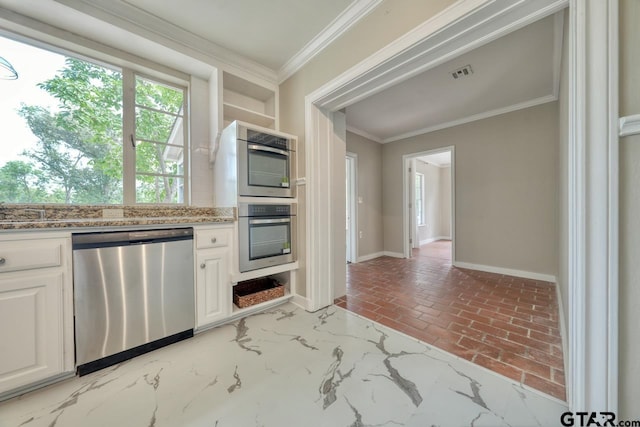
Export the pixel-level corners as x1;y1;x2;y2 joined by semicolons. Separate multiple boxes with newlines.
230;293;293;319
222;71;276;129
223;103;275;129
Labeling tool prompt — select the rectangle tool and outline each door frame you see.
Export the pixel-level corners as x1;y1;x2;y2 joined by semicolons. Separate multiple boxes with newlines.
345;152;358;263
304;0;618;411
402;146;455;260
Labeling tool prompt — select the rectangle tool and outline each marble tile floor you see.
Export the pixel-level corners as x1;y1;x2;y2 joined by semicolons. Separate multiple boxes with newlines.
0;303;567;427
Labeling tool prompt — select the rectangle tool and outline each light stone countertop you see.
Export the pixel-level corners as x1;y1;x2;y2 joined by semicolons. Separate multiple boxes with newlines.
0;204;235;231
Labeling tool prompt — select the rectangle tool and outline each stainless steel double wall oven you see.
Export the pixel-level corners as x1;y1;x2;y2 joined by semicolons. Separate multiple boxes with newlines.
217;121;298;273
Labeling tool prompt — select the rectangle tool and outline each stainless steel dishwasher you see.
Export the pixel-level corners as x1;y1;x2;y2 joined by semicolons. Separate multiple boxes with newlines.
72;228;194;375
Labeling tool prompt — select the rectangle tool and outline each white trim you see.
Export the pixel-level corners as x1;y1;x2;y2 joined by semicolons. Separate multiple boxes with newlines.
304;100;339;311
290;294;311;311
357;251;385;262
358;251;404;260
552;10;565;99
55;0;278;82
346;152;359;265
606;0;619;411
419;236;451;246
383;251;404;259
383;95;557;143
346;125;384;143
278;0;382;83
619;114;640;137
313;0;568;112
294;177;307;186
453;261;557;283
567;0;619;411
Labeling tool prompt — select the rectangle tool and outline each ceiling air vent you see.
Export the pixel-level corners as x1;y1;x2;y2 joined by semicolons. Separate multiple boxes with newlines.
451;64;473;80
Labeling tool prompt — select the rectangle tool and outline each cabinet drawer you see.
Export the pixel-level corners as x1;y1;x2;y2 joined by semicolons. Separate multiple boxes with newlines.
196;228;231;249
0;239;63;273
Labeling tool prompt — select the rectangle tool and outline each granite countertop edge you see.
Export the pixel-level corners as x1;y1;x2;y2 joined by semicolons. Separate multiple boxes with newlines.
0;216;235;231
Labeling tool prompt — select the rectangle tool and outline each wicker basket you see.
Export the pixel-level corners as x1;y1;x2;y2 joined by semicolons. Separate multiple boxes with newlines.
233;277;285;308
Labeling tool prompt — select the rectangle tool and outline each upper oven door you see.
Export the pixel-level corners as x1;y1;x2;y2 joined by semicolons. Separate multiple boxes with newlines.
237;129;295;198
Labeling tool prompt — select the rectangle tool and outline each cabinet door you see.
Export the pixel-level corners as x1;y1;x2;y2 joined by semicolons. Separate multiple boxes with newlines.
0;272;64;394
196;249;230;328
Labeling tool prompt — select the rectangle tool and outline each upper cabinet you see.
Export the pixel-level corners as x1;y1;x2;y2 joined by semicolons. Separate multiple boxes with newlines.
222;72;277;130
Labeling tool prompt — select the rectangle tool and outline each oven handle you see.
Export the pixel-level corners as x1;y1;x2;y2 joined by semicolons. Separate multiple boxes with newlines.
249;218;291;225
247;144;290;157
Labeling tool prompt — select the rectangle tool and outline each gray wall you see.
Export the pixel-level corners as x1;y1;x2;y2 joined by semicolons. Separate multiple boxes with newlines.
346;131;384;258
619;0;640;418
279;0;457;294
382;102;559;276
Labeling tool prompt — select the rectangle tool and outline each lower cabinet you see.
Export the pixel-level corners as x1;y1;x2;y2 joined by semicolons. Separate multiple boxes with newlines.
0;233;74;398
194;225;233;329
196;248;229;327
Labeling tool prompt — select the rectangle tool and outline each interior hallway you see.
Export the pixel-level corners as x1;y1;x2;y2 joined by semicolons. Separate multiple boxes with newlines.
335;240;566;401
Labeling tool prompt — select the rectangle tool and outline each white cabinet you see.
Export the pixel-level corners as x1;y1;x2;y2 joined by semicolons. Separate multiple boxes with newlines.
0;233;74;397
194;225;234;329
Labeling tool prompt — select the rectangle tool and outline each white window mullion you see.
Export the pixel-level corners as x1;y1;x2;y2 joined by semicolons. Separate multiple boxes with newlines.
122;68;136;205
182;86;190;205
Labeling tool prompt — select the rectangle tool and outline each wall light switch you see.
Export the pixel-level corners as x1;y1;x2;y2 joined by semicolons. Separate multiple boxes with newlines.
359;230;363;238
358;196;363;204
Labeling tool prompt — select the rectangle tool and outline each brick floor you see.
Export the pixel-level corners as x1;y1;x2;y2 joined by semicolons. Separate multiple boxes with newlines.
335;240;566;401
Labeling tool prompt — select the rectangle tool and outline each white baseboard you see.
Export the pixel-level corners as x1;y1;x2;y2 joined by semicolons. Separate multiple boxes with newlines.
291;294;310;311
383;251;405;258
419;236;451;245
357;251;385;262
453;261;556;283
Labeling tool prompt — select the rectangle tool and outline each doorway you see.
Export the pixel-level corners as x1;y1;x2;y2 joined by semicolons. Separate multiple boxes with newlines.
404;147;455;261
346;153;358;264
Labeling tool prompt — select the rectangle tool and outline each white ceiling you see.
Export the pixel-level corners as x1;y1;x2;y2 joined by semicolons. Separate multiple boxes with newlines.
121;0;354;71
0;0;380;82
417;151;451;168
346;13;563;143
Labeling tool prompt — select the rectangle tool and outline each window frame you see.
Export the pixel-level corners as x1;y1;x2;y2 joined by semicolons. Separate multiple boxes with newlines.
0;29;191;205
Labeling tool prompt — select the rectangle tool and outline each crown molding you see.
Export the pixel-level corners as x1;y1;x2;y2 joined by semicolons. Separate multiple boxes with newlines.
54;0;278;83
277;0;382;84
383;94;557;143
312;0;568;112
346;125;384;143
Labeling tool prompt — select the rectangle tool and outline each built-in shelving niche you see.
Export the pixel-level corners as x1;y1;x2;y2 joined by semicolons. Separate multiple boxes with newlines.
223;72;276;129
230;270;294;318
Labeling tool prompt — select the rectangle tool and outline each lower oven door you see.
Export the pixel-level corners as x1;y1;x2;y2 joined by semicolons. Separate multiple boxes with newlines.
239;216;296;272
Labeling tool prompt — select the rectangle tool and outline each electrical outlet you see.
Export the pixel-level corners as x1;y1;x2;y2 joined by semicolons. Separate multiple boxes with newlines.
102;208;124;218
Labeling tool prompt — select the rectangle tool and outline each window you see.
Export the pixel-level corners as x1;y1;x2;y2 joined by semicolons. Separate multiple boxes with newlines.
416;172;425;225
0;34;188;205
